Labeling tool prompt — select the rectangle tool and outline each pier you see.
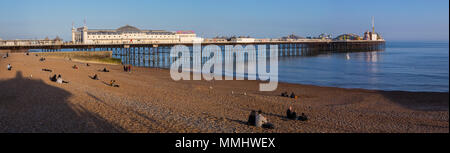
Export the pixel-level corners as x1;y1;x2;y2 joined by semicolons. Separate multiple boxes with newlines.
1;40;385;68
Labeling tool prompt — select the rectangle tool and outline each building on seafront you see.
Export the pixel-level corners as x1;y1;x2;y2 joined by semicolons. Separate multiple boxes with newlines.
0;37;63;46
231;37;256;43
334;33;362;41
333;17;384;41
72;24;202;44
363;31;381;40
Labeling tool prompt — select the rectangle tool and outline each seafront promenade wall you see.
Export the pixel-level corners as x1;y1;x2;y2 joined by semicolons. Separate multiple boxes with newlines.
32;51;121;65
33;51;112;58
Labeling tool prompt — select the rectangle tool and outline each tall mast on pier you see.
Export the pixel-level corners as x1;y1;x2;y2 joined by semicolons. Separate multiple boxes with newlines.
372;16;375;33
84;17;87;27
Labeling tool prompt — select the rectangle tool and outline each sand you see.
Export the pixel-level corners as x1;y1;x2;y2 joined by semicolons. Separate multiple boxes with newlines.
0;53;448;133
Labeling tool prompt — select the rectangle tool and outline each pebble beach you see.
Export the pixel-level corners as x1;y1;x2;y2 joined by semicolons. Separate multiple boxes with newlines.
0;53;448;133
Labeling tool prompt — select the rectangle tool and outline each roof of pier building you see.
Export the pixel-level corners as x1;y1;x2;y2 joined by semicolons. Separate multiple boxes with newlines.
334;33;362;40
84;25;176;35
117;25;141;33
281;34;305;40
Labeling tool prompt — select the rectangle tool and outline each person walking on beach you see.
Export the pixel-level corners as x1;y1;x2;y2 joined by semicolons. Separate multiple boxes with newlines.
7;64;12;71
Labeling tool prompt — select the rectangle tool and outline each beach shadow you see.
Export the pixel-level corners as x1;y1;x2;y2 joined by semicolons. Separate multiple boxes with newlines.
86;92;104;103
262;112;288;120
97;69;110;73
0;71;126;133
85;92;167;130
226;118;249;126
240;108;288;120
378;91;449;111
101;81;111;86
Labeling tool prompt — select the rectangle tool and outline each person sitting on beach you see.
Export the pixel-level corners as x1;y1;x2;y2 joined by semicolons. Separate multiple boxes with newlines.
56;74;69;84
286;106;298;120
102;68;110;72
290;92;296;99
247;110;257;126
50;74;57;82
40;57;46;61
256;110;274;129
281;92;288;97
91;74;99;80
72;65;78;69
7;64;12;71
109;80;120;87
86;63;90;67
298;113;308;121
57;75;63;84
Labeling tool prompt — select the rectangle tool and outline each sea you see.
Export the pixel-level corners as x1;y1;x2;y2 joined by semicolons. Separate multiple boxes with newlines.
30;41;449;92
277;41;449;92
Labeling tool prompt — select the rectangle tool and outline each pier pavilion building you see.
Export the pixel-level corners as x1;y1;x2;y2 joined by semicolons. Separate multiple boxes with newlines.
72;25;200;44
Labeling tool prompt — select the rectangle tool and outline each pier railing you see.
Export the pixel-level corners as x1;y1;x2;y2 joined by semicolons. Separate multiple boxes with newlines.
0;40;384;47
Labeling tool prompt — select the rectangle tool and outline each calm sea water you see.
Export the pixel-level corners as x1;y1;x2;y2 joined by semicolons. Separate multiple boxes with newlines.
30;41;448;92
278;42;449;92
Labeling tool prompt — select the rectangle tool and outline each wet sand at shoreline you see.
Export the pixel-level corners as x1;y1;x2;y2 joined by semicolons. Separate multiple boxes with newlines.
0;53;448;133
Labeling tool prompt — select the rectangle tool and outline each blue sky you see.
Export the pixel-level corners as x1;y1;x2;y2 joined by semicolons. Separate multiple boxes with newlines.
0;0;448;41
